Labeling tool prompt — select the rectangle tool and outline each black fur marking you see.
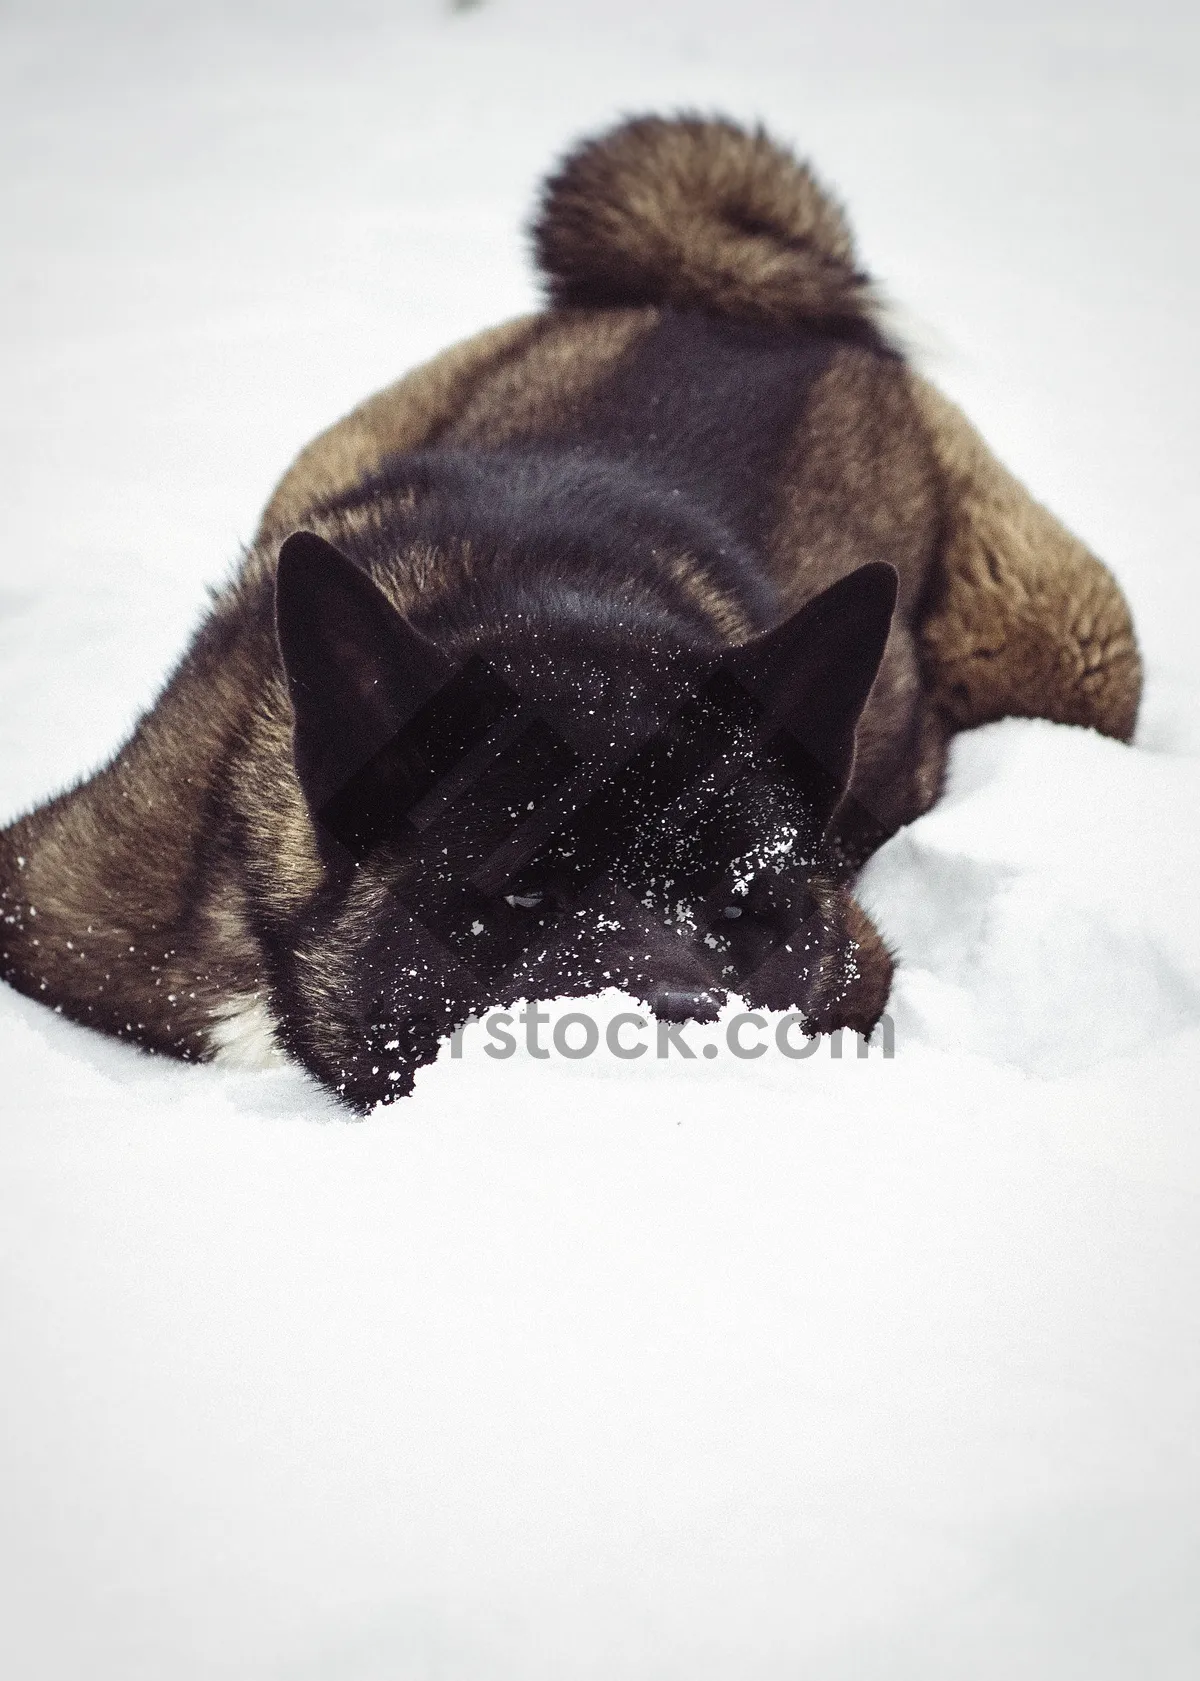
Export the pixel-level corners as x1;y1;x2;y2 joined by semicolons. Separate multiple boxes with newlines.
276;531;455;820
553;311;865;553
290;609;885;1006
729;560;899;796
309;313;896;648
317;657;533;861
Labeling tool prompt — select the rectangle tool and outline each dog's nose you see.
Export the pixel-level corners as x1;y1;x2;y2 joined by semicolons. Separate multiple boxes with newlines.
646;986;723;1024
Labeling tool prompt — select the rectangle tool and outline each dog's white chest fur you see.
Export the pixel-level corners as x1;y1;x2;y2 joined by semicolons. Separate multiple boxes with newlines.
207;994;286;1070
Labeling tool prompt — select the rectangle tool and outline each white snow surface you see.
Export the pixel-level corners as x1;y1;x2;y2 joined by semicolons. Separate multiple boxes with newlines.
2;3;1199;1677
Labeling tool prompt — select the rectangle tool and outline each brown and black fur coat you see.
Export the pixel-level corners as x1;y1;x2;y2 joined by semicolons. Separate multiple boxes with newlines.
0;115;1141;1108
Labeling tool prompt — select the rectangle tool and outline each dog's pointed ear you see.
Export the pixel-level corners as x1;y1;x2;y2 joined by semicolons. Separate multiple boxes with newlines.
724;562;897;821
275;531;454;818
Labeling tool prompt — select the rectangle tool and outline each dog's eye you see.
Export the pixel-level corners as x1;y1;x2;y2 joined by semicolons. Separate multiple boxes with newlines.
504;891;544;910
720;905;743;920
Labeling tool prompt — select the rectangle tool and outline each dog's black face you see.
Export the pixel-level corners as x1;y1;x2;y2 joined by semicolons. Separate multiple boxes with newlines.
274;533;897;1109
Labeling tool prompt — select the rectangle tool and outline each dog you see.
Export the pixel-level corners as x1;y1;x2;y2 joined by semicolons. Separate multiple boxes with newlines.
0;115;1141;1110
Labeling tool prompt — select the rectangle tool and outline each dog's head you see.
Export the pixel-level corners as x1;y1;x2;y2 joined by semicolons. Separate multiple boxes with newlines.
274;532;896;1107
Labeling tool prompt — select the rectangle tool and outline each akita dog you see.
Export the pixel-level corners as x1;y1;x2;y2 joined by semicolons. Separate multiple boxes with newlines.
0;115;1141;1109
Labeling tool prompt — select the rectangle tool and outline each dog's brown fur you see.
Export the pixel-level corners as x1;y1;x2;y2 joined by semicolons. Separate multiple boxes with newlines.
0;114;1141;1099
533;113;873;330
910;375;1141;741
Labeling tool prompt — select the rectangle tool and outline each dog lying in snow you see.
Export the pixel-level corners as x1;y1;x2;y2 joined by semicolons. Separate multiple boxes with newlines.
0;115;1141;1109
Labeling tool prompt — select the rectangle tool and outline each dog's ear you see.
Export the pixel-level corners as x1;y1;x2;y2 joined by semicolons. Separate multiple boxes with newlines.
724;562;897;823
275;531;456;821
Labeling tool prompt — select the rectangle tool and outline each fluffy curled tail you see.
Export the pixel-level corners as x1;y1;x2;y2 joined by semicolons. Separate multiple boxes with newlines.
532;113;875;330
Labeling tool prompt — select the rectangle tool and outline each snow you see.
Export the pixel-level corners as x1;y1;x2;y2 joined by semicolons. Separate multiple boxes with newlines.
2;2;1199;1677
